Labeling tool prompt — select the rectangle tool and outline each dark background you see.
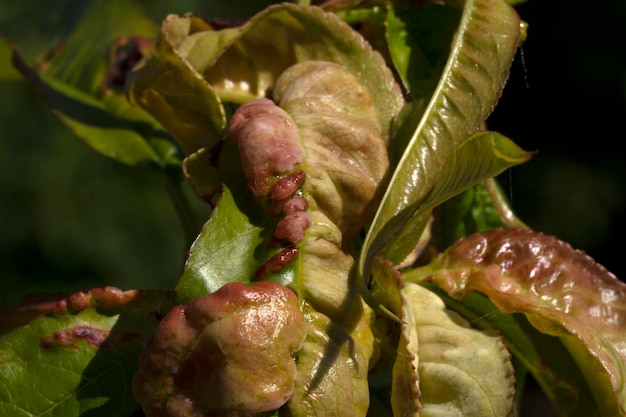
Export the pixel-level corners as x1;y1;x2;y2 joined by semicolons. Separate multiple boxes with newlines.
0;0;624;310
488;0;626;281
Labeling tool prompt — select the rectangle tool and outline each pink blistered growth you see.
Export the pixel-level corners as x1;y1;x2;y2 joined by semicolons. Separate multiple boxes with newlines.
227;98;284;141
273;211;312;244
255;248;300;280
52;286;140;313
40;326;110;349
427;227;626;343
39;325;144;350
133;281;307;417
228;98;304;198
228;98;312;250
282;196;308;214
266;173;307;217
270;171;306;202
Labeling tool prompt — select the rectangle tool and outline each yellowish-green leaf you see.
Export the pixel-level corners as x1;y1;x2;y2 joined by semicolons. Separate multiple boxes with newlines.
400;282;515;417
359;0;521;282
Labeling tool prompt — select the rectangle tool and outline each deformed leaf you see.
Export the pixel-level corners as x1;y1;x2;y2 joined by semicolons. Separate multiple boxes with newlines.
221;77;391;403
222;57;400;325
409;228;626;416
391;283;421;417
133;281;306;417
401;282;515;417
176;50;392;415
127;3;404;156
413;285;601;416
273;60;395;241
205;3;405;137
182;146;223;205
126;14;228;156
0;287;175;417
287;302;374;417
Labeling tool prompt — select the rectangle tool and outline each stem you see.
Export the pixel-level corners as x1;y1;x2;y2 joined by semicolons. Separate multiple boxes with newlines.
484;177;529;229
161;169;201;250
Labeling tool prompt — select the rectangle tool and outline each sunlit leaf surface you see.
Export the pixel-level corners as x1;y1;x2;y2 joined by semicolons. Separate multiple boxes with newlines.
134;282;306;417
176;186;284;303
360;0;521;282
0;287;174;417
127;3;404;156
407;228;626;416
400;282;515;417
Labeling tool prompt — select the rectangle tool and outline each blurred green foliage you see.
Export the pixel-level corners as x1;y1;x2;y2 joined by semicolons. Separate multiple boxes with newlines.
488;0;626;280
0;79;204;307
0;0;624;310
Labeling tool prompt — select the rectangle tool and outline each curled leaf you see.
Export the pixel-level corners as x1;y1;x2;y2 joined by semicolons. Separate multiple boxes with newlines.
126;3;404;157
409;228;626;416
287;302;375;417
401;282;515;416
126;14;228;156
133;281;306;417
360;0;522;283
274;60;392;241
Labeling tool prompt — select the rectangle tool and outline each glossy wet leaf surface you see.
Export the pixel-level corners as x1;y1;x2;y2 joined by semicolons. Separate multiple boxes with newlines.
176;186;286;303
360;0;522;283
134;282;306;417
407;228;626;416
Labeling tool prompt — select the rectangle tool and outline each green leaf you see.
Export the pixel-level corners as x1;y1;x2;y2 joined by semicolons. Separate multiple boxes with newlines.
0;39;22;80
42;0;155;95
359;0;522;282
14;65;174;166
385;2;461;99
407;228;626;416
0;288;175;417
378;130;530;268
0;0;86;66
176;186;290;303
